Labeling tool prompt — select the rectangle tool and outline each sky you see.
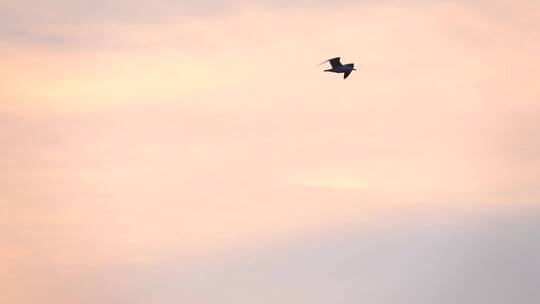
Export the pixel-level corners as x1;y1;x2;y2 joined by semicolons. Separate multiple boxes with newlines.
1;0;540;303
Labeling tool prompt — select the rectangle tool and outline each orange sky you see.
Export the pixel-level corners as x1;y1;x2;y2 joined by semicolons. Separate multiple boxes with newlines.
1;1;540;303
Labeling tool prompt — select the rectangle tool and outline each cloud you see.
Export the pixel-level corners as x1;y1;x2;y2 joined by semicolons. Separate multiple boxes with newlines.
5;208;539;303
1;1;539;303
2;0;538;48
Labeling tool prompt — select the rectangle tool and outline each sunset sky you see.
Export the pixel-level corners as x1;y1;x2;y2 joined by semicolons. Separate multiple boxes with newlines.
1;1;540;303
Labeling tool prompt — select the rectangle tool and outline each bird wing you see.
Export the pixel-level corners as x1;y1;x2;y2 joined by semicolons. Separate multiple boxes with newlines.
328;57;342;68
318;57;342;68
344;70;352;79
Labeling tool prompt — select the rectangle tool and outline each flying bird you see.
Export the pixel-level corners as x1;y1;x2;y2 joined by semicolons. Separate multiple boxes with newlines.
319;57;356;79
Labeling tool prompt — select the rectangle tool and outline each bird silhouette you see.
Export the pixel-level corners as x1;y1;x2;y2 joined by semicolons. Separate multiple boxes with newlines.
319;57;356;79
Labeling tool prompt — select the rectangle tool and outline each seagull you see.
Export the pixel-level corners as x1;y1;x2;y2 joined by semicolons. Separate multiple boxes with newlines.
319;57;356;79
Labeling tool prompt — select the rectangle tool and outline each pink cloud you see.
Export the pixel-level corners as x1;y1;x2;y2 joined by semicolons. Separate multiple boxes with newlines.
1;2;539;302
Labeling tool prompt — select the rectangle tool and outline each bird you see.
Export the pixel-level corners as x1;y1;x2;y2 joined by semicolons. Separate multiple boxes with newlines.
319;57;356;79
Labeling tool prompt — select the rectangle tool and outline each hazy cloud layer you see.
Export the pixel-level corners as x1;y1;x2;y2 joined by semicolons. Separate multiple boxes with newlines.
1;1;539;303
4;209;540;303
1;1;539;46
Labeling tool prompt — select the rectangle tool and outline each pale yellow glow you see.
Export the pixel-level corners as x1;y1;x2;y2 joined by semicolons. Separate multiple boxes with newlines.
288;174;371;190
1;49;261;111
